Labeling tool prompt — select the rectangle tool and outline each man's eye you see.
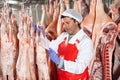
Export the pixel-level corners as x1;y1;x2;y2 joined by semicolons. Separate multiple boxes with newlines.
66;22;69;24
62;22;69;25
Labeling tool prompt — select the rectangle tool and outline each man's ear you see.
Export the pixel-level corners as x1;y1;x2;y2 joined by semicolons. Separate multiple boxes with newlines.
75;21;79;24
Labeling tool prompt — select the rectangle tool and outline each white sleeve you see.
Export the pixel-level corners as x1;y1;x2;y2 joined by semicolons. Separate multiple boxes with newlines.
49;32;66;53
63;38;94;74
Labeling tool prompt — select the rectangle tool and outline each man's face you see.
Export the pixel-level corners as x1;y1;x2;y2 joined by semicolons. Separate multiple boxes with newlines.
61;17;78;35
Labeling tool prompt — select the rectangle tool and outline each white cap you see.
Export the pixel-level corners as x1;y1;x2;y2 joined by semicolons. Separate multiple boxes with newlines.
60;9;83;23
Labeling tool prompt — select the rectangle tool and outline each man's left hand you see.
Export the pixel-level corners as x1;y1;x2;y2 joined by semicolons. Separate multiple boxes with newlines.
48;48;60;65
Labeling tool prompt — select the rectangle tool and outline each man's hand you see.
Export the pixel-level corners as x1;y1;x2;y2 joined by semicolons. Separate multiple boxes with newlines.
38;26;46;38
48;48;60;65
36;25;49;50
33;23;37;32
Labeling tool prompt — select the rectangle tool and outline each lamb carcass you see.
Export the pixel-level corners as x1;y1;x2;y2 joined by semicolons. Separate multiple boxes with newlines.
45;1;60;41
109;0;120;79
90;0;118;80
1;9;18;80
81;0;96;39
73;0;89;18
16;12;35;80
57;0;65;36
35;25;50;80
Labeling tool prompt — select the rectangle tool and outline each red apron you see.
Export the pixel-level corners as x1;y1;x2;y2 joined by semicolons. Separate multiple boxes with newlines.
58;38;89;80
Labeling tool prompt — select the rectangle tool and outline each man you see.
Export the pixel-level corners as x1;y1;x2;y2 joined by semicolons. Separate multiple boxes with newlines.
46;9;94;80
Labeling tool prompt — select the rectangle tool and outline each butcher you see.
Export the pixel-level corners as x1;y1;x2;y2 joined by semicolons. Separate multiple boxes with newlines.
41;9;94;80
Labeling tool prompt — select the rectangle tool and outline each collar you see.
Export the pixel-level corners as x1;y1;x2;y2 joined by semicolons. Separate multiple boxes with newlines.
65;29;87;43
72;29;87;41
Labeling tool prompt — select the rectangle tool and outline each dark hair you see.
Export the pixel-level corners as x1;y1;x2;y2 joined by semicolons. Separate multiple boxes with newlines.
61;15;66;19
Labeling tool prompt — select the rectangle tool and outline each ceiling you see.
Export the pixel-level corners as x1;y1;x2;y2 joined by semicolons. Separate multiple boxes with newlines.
0;0;115;10
0;0;48;11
